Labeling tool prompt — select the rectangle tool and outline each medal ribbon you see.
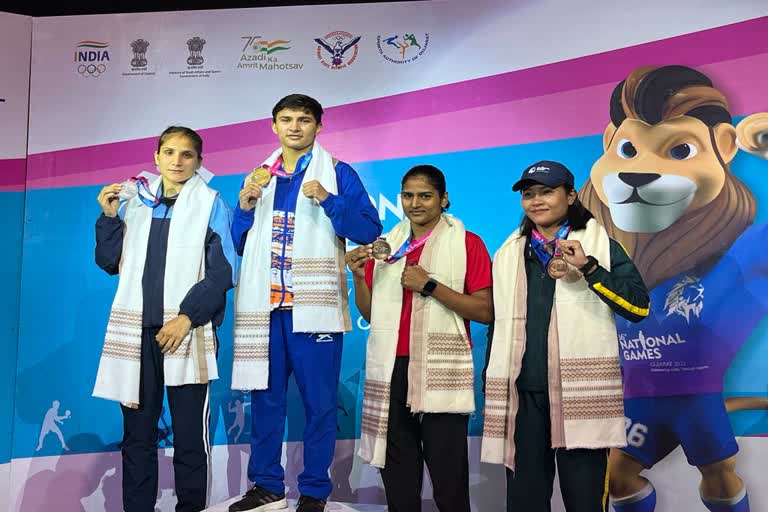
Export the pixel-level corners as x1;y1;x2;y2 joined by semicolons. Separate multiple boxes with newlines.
267;151;313;177
385;229;433;264
131;176;162;208
530;221;571;271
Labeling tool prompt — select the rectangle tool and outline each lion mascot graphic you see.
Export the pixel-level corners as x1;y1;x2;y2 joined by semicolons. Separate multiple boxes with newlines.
580;65;768;512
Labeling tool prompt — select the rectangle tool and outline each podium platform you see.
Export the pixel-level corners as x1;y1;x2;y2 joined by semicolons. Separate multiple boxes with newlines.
205;497;387;511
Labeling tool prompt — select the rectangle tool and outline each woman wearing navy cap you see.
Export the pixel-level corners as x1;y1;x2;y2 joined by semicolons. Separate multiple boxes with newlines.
481;160;649;512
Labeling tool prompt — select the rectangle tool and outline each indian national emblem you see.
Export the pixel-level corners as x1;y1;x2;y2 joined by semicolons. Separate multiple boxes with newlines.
130;39;150;68
187;37;206;66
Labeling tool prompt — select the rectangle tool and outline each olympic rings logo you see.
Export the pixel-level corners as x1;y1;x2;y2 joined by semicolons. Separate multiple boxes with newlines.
77;64;106;77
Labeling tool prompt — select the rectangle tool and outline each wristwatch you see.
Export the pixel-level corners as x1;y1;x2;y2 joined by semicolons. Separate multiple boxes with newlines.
579;255;599;275
421;278;438;297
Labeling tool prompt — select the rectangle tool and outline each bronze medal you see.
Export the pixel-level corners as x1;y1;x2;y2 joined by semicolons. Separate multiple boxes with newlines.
371;237;392;260
546;256;568;279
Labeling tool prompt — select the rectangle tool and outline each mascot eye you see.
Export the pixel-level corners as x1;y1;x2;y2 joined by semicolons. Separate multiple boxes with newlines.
617;139;637;159
669;143;698;160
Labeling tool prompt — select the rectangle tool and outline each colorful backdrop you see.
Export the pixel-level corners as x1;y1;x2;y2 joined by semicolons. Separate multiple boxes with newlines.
1;1;767;510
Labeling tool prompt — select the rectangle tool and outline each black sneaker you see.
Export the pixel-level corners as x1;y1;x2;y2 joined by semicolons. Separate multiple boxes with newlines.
296;496;327;512
228;484;288;511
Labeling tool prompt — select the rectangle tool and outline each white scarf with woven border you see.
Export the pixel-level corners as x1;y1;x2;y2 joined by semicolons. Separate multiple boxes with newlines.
93;174;218;406
482;219;625;469
232;143;351;391
359;214;474;467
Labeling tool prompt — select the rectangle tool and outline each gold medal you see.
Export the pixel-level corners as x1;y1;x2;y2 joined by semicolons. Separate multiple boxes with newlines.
247;167;272;187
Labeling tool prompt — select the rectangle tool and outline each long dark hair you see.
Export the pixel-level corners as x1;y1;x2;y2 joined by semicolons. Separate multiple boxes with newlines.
519;184;594;237
401;164;451;211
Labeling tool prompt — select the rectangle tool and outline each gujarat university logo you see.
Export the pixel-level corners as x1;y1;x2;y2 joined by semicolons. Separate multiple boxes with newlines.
187;36;206;66
130;38;150;68
376;32;429;64
74;40;110;77
314;31;361;70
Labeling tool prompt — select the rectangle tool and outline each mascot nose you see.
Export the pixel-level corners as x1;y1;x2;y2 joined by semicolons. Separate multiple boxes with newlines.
618;172;661;187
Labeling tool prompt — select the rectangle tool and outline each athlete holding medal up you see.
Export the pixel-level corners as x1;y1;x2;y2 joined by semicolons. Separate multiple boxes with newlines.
94;126;236;512
346;165;493;512
229;94;381;512
482;160;650;512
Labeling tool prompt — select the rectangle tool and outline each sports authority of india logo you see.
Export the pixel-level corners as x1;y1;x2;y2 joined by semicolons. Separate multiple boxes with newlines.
187;37;206;66
74;40;110;77
314;31;361;70
376;33;429;64
238;36;301;71
130;39;149;68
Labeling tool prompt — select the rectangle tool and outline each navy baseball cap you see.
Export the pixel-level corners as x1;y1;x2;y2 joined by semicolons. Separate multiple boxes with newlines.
512;160;575;191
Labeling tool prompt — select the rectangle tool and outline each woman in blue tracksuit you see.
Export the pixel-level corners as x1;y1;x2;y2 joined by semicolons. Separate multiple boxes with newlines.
95;126;236;512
